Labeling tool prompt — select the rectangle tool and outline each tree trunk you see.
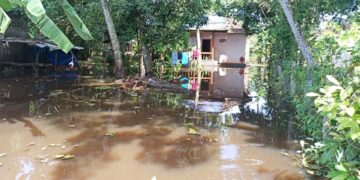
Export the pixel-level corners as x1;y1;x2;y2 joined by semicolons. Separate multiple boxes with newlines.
278;0;316;69
100;0;124;79
140;44;146;78
278;0;316;67
143;46;153;74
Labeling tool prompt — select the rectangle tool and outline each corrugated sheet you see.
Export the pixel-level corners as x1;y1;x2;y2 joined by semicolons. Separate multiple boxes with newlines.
189;15;245;33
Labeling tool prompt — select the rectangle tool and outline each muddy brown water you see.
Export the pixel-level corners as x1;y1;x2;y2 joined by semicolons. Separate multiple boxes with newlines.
0;67;307;180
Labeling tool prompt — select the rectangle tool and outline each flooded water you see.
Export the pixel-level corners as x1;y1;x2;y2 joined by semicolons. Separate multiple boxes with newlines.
0;66;307;180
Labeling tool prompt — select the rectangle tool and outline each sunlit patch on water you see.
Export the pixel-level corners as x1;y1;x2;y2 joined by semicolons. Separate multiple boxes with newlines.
15;158;35;180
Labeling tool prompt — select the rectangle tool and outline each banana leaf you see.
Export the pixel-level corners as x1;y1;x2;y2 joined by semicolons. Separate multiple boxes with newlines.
61;0;93;40
0;7;11;35
0;0;13;11
24;0;74;53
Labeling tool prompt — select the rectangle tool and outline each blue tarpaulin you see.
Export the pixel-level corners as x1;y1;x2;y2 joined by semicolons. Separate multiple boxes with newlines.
27;42;80;67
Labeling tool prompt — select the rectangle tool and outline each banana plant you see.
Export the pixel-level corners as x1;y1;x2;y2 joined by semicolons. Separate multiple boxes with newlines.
0;0;93;53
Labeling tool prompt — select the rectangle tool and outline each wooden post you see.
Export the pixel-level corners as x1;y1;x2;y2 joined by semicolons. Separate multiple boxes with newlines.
194;27;202;111
211;32;215;60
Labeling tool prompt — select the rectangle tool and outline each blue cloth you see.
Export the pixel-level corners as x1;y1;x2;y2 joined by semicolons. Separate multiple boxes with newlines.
181;52;189;65
179;77;188;82
181;83;188;89
171;51;178;64
46;50;79;67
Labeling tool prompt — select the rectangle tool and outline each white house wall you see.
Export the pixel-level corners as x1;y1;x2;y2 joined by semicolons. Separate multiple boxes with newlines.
189;31;248;64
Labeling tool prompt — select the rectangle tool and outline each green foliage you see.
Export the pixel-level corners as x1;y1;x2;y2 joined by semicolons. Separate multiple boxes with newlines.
304;69;360;179
154;59;182;80
0;0;93;53
44;0;212;75
24;0;74;52
0;7;10;35
61;0;93;41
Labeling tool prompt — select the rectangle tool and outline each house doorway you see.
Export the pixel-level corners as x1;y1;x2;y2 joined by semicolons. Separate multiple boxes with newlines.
202;39;211;52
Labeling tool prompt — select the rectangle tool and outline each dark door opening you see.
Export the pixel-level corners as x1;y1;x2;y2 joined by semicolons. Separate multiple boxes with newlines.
202;39;211;52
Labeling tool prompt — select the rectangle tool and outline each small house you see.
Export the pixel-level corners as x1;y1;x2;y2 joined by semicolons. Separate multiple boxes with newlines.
0;11;82;68
188;15;250;65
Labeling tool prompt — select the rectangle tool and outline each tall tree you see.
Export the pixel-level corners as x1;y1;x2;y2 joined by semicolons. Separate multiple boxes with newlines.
100;0;124;79
278;0;317;69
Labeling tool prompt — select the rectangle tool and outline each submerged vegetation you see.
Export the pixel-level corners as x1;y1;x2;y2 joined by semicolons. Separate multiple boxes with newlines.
214;0;360;178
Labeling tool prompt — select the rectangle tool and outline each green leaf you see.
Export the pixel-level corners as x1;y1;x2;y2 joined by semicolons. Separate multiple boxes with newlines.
349;125;360;140
328;170;348;180
23;0;74;53
306;92;320;97
336;117;353;130
0;0;12;11
0;7;11;35
354;66;360;76
61;0;93;41
340;87;353;101
335;164;347;172
326;75;340;86
345;107;355;117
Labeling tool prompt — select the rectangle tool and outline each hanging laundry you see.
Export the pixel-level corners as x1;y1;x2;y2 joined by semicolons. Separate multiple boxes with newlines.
171;51;178;64
177;52;182;60
192;80;198;91
193;49;199;60
181;52;189;65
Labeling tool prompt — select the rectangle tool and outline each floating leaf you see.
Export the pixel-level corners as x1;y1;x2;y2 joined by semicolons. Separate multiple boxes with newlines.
62;154;75;160
306;92;320;97
54;154;75;160
105;132;117;136
187;128;201;136
54;154;65;159
326;75;340;86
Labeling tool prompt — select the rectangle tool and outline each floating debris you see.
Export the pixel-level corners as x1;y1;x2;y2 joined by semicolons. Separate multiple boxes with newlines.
0;153;6;157
105;132;118;137
234;121;259;131
67;125;76;128
187;128;201;136
54;154;75;160
28;142;36;146
23;148;30;151
54;154;65;159
0;163;2;166
42;147;48;151
36;155;49;163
